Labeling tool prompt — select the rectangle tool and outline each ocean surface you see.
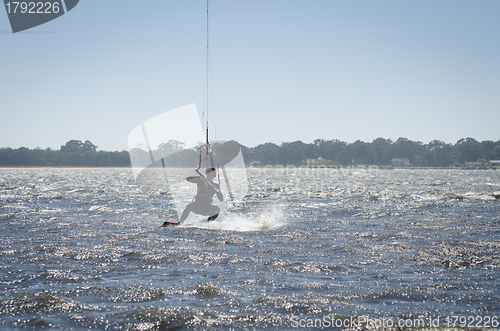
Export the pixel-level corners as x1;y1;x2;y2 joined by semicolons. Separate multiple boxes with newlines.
1;167;499;330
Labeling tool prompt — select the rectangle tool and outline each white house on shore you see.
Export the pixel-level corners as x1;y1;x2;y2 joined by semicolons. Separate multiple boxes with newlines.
490;160;500;166
307;158;326;166
391;158;410;167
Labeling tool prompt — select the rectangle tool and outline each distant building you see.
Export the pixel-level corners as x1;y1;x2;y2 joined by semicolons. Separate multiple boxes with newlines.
391;158;410;167
307;157;325;166
465;162;483;167
489;160;500;166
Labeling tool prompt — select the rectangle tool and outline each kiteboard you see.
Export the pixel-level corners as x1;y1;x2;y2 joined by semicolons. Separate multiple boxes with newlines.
161;221;180;227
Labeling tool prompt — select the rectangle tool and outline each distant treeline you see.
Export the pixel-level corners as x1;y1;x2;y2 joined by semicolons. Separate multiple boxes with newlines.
0;140;130;167
1;137;499;167
242;137;500;167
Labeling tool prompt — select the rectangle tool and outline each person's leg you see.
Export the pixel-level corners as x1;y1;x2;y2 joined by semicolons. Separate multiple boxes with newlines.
185;203;220;222
206;205;220;222
179;203;194;223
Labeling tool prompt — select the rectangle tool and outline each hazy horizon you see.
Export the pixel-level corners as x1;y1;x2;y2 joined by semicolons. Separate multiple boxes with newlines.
1;135;498;152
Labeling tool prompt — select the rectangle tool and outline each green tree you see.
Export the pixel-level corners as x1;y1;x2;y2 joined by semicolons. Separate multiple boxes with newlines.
456;137;481;163
494;145;500;159
249;143;281;165
280;141;307;165
82;140;97;152
477;159;488;166
370;138;392;165
314;139;346;163
61;140;84;153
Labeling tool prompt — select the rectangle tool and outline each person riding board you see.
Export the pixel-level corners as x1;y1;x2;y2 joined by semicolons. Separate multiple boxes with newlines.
177;167;223;223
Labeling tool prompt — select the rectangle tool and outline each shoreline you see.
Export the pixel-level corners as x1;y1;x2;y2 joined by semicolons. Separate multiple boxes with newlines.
0;165;497;170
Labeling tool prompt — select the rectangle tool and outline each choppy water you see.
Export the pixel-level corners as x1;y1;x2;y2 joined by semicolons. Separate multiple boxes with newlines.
1;167;499;330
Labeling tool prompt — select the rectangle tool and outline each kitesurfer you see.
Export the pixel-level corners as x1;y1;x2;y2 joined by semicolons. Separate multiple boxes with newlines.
178;167;223;223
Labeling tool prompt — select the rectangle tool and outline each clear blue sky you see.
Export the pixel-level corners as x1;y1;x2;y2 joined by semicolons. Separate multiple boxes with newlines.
1;0;499;151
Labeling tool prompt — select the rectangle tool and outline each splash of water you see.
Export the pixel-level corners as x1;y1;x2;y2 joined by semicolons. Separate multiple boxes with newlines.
181;205;287;232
